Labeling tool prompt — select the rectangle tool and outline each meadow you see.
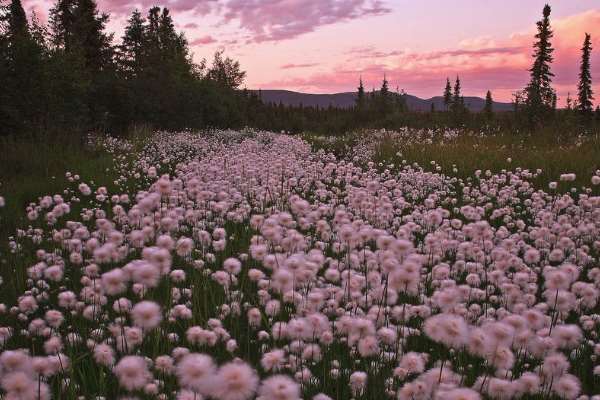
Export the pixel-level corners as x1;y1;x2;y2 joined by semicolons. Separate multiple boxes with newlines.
0;128;599;400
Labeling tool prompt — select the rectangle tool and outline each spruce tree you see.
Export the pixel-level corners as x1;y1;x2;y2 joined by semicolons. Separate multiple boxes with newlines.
452;76;462;112
49;0;75;50
119;9;145;75
577;33;593;116
8;0;27;39
2;0;50;134
380;73;389;97
526;4;555;118
484;90;493;116
378;74;390;116
356;77;365;110
565;92;573;111
71;0;113;71
443;77;452;110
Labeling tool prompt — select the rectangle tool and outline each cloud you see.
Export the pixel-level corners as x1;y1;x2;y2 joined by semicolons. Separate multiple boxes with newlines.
102;0;218;16
281;63;319;69
346;46;404;59
222;0;391;43
190;35;218;46
259;9;600;104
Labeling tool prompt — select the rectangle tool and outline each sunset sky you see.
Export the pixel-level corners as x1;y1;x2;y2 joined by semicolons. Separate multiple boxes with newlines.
22;0;600;103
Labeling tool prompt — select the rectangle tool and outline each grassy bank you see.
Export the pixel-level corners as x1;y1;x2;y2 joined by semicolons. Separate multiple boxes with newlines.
0;134;117;238
307;129;600;191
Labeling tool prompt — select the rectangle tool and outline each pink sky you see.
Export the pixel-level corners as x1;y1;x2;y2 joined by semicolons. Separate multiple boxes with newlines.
23;0;600;103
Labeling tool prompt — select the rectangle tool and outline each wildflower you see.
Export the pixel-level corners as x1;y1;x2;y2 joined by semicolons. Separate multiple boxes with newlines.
212;361;259;400
114;356;151;391
257;375;301;400
176;353;216;395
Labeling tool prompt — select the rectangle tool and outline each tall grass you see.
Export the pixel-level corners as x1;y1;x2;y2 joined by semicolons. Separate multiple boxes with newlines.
0;133;117;300
377;131;600;190
308;128;600;191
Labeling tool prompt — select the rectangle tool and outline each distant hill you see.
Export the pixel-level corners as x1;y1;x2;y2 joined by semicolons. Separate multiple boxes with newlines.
252;89;513;112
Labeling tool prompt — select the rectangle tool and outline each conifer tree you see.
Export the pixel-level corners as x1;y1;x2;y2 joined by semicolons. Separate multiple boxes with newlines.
119;9;145;75
526;4;555;118
71;0;113;71
8;0;27;39
378;74;390;116
577;33;593;116
380;73;389;97
49;0;75;50
484;90;493;117
356;76;365;110
565;92;573;111
443;77;452;110
451;76;463;113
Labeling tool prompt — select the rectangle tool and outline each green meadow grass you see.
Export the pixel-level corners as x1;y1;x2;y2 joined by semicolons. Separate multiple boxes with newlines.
307;129;600;192
0;133;118;300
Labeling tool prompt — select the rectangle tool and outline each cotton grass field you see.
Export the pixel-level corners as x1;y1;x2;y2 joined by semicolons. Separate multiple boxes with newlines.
0;129;600;400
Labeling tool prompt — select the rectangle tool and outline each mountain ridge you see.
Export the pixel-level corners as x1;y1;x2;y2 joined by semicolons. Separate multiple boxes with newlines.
251;89;514;112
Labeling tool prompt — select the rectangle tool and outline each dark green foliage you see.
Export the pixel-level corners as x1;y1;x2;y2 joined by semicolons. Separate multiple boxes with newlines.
525;4;555;123
356;77;366;111
443;77;452;110
578;33;593;117
484;90;493;117
0;1;260;136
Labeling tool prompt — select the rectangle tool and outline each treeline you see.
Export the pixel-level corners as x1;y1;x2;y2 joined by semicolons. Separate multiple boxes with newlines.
1;1;599;137
257;3;600;135
0;0;282;136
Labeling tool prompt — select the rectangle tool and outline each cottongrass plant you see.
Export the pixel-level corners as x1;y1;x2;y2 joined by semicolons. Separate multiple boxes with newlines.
0;129;599;399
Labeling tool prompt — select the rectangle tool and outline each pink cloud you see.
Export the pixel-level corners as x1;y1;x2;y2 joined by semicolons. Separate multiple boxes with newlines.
190;35;218;46
259;9;600;104
346;46;404;59
281;63;319;69
222;0;391;43
114;0;216;16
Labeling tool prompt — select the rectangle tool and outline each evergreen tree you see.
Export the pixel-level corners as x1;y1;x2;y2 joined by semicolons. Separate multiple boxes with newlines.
451;76;464;112
119;9;145;75
513;91;524;113
526;4;555;119
577;33;593;116
1;0;50;134
566;92;573;111
8;0;27;39
356;76;365;110
484;90;493;116
378;74;390;116
380;73;389;97
71;0;113;71
49;0;75;50
443;77;452;110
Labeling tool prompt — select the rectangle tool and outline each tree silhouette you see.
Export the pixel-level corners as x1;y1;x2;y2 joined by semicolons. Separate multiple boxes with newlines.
356;76;365;111
443;77;452;110
484;90;493;117
526;4;555;121
451;76;464;113
577;33;593;117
